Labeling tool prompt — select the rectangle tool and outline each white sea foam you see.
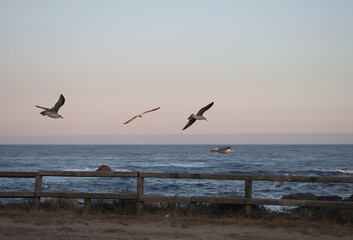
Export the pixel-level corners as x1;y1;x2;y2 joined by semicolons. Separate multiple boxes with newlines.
64;168;131;172
112;168;131;172
65;168;92;171
316;169;353;175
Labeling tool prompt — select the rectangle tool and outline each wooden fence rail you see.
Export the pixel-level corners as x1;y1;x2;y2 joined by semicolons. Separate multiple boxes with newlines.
0;171;352;216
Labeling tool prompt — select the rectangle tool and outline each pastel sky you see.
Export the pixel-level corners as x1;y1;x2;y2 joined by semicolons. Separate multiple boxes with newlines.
1;0;353;144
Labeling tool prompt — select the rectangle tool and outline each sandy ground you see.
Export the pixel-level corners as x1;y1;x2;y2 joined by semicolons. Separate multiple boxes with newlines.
0;215;352;240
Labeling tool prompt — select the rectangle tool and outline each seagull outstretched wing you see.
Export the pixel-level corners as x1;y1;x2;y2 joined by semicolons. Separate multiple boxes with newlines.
52;94;65;113
35;105;50;111
123;107;160;124
140;107;160;116
197;102;214;116
182;118;196;130
123;116;138;124
35;94;65;112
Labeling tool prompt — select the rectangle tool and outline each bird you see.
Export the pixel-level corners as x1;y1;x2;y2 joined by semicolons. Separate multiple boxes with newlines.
123;107;160;124
210;146;237;154
35;94;65;119
182;102;214;130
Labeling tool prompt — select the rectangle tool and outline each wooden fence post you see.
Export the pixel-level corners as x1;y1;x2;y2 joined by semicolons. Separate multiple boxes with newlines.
84;198;92;215
245;180;252;216
301;206;309;218
188;201;197;216
136;175;144;215
34;174;42;210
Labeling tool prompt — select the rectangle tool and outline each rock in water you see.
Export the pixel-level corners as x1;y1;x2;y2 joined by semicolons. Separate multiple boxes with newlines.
96;165;113;172
282;192;318;200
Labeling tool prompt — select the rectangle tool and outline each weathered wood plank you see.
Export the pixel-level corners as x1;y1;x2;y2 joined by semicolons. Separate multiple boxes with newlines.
38;170;138;177
245;180;252;198
190;196;353;208
0;172;37;178
35;192;138;200
137;177;144;196
84;198;91;215
140;172;237;180
139;195;191;204
0;192;35;198
139;172;353;183
136;176;144;215
1;171;353;212
34;175;42;210
1;171;351;183
244;180;253;216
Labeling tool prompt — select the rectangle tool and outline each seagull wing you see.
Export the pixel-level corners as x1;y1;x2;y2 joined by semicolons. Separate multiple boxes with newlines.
196;102;214;116
210;148;219;152
52;94;65;112
35;105;50;111
123;115;138;124
182;118;196;130
140;107;160;116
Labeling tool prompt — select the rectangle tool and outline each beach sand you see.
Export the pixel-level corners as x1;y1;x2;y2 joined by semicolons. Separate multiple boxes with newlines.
1;215;352;240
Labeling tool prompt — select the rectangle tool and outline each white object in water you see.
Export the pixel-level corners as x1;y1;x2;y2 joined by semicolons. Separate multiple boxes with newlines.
210;146;236;154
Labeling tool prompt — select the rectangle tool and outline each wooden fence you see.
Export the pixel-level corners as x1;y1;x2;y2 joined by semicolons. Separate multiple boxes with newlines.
0;171;352;216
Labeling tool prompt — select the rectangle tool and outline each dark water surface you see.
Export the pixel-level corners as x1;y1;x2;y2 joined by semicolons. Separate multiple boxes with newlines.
0;145;352;202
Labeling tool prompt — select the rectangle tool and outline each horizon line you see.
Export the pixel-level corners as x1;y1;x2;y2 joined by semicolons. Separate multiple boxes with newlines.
1;133;353;144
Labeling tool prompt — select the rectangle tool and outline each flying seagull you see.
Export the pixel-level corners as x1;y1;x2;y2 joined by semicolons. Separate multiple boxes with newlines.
124;107;160;124
35;94;65;119
182;102;214;130
210;146;237;154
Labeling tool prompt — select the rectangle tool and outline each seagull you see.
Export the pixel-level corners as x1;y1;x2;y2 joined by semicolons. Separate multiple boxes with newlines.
210;146;237;154
35;94;65;119
182;102;214;130
124;107;160;124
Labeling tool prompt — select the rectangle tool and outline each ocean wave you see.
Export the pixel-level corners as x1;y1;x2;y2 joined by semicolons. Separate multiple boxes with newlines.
65;168;93;171
141;162;206;168
316;169;353;175
64;168;131;172
112;168;131;172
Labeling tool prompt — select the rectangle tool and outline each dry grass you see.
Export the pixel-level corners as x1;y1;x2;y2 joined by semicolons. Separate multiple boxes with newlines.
2;209;352;238
1;199;353;238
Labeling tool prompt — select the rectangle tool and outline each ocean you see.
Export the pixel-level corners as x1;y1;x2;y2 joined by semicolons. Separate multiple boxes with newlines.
0;145;352;203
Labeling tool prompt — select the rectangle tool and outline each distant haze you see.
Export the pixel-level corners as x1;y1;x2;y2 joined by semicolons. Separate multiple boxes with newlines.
1;134;353;145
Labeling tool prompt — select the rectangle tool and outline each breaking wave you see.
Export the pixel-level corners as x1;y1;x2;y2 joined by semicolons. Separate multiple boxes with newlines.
64;168;93;171
316;169;353;175
64;168;131;172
